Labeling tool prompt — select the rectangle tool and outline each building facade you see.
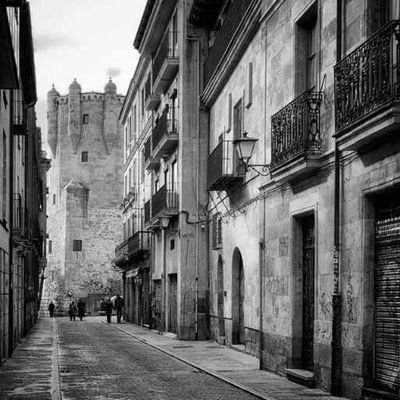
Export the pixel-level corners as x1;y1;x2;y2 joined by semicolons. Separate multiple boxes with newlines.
43;79;124;314
117;0;399;398
0;0;47;364
115;0;209;340
194;0;400;399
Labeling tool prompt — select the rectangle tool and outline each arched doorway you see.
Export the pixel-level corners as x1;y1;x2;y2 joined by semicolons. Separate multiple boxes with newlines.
217;256;225;337
232;248;244;344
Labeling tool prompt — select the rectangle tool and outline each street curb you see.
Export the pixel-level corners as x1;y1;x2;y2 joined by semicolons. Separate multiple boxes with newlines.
51;318;62;400
102;321;275;400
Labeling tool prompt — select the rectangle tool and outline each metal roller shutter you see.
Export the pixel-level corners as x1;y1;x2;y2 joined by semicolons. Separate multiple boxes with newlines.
374;195;400;393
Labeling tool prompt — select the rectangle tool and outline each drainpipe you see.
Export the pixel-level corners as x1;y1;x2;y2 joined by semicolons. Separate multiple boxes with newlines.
331;0;342;395
8;90;15;357
161;225;167;333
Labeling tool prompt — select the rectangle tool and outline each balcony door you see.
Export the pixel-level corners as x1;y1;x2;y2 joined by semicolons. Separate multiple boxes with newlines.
302;215;315;371
295;2;318;95
367;0;391;37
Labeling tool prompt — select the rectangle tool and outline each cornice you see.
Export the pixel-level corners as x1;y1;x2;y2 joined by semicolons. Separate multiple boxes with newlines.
201;0;261;108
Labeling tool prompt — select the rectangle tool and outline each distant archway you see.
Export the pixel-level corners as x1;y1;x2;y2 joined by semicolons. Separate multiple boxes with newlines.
232;248;244;344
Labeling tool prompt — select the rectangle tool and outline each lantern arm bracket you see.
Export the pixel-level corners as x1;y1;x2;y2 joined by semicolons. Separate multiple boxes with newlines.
246;163;271;176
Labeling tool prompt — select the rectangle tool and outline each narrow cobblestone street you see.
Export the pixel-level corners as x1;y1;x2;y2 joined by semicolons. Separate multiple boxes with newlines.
0;317;350;400
55;318;258;400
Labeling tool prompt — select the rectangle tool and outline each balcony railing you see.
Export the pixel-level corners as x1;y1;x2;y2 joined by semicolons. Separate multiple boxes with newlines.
13;90;26;136
127;231;151;261
271;90;323;171
151;184;179;220
12;193;29;240
115;239;128;259
152;107;178;151
335;20;400;133
207;140;243;190
152;30;179;94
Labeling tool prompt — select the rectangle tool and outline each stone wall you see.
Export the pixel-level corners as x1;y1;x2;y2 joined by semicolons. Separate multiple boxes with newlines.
44;81;124;313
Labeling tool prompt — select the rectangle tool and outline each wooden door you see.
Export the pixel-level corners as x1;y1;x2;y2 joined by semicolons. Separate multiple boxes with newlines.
302;215;315;371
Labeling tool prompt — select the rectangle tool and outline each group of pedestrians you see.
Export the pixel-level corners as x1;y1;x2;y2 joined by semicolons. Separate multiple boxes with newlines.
102;294;124;324
68;299;86;321
47;295;124;323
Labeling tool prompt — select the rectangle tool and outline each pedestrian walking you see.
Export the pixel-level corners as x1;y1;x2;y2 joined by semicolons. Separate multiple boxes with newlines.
77;299;86;321
48;301;55;318
103;297;113;323
114;295;124;323
68;301;78;321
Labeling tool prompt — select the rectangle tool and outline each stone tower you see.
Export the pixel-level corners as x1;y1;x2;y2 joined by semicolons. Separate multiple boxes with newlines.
43;79;125;314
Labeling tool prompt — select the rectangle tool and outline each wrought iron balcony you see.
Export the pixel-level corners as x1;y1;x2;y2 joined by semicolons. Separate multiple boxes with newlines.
151;107;178;162
271;90;323;176
151;184;179;222
114;239;129;268
13;90;26;136
127;231;151;261
334;20;400;150
152;30;179;95
144;135;158;170
144;74;160;111
207;140;244;191
12;193;30;243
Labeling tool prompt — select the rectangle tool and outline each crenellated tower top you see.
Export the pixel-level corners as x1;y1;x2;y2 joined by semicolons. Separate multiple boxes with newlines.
46;79;125;157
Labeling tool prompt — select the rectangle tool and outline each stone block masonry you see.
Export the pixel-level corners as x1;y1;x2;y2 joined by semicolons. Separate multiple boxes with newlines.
43;79;124;314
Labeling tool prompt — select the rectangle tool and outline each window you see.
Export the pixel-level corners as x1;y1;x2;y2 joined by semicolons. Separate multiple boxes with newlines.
170;239;175;250
154;178;159;193
81;151;88;162
233;99;243;140
3;92;8;108
48;240;52;254
133;106;137;137
212;213;222;250
53;194;56;205
227;93;232;132
295;2;318;95
83;114;89;124
367;0;390;37
73;240;82;252
2;130;6;219
141;88;145;117
246;62;253;109
141;150;145;182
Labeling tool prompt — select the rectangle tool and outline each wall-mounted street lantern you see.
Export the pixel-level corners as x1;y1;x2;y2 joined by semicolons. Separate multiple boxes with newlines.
159;216;170;229
233;132;271;176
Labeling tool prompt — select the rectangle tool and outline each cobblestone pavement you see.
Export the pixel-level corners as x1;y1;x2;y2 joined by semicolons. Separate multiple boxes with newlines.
0;317;351;400
56;318;259;400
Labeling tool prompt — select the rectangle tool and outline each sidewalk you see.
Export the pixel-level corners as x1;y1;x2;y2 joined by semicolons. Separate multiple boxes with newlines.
106;319;349;400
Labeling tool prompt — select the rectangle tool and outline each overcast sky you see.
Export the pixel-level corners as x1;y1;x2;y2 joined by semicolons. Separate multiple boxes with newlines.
30;0;147;144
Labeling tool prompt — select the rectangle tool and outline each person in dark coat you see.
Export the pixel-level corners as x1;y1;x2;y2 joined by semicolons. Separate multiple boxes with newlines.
48;301;55;318
114;295;124;323
103;297;113;323
77;299;86;321
68;301;78;321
